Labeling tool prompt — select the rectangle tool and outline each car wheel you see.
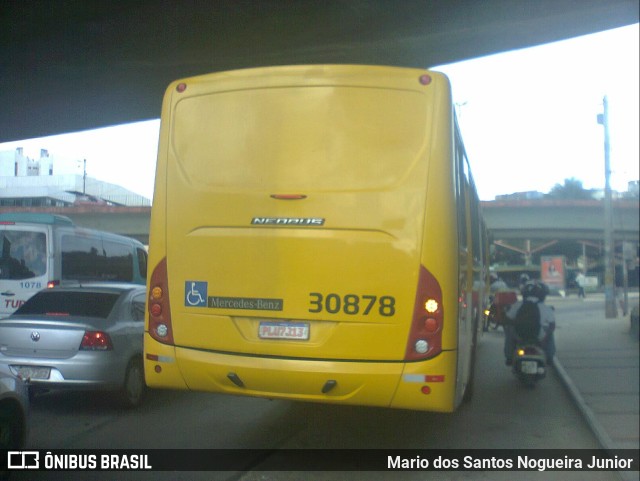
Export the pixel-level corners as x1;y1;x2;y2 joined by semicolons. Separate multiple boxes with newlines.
118;357;146;408
0;403;25;450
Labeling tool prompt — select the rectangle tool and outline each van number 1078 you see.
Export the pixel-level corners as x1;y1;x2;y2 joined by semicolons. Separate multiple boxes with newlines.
308;293;396;317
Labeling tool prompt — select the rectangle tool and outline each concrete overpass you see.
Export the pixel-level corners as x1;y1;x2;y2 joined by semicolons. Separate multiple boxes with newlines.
483;199;639;242
482;199;639;270
1;199;637;250
1;0;638;143
0;206;152;245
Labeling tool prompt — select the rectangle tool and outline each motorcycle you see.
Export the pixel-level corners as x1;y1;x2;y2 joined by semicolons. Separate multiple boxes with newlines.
483;290;518;331
504;282;554;388
512;339;546;387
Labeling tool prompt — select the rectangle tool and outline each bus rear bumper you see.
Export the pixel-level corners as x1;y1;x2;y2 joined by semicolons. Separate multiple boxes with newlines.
145;335;457;411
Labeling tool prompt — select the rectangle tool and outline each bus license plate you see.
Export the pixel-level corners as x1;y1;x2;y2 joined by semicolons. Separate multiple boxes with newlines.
14;366;51;380
259;322;309;340
520;361;538;374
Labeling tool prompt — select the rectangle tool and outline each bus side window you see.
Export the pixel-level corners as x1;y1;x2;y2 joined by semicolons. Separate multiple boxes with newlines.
62;235;134;282
61;235;102;281
101;240;134;282
136;247;148;279
455;134;468;251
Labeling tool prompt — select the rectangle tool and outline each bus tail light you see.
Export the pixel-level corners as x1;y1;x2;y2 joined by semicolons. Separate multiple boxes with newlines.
405;266;443;361
148;257;175;345
419;74;432;85
47;280;60;288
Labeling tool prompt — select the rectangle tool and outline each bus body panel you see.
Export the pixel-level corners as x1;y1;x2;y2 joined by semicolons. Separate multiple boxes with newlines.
145;333;458;412
164;67;442;361
167;214;423;360
146;65;485;412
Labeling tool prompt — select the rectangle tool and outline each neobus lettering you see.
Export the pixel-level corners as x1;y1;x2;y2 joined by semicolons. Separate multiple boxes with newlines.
251;217;325;226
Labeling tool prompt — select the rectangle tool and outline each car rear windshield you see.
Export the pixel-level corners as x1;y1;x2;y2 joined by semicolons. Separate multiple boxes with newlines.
15;291;120;318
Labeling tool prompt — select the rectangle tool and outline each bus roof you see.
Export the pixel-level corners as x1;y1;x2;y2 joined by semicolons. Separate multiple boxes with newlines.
0;212;75;226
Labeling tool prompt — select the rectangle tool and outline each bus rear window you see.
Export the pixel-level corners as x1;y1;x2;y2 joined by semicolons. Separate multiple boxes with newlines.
0;231;47;280
172;86;427;191
15;291;119;319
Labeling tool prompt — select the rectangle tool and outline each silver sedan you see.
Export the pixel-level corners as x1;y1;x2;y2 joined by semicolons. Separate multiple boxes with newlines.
0;283;147;408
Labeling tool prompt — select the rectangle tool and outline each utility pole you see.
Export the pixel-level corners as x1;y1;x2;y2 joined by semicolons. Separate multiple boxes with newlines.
598;96;617;318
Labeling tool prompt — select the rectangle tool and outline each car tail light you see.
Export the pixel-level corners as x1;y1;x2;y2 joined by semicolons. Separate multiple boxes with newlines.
405;266;443;361
148;257;174;345
80;331;113;351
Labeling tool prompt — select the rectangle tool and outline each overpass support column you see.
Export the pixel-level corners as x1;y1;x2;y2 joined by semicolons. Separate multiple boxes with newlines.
599;96;618;318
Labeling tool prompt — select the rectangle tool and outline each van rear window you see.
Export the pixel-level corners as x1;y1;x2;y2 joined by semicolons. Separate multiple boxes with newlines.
0;231;47;280
15;291;120;319
61;235;133;282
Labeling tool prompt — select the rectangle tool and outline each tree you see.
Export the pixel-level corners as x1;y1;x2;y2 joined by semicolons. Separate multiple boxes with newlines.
547;178;593;199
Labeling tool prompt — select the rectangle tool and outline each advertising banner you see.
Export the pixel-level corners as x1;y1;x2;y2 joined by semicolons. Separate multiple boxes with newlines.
541;256;566;291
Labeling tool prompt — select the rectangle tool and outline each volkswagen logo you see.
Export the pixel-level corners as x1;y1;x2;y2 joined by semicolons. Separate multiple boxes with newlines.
30;331;40;342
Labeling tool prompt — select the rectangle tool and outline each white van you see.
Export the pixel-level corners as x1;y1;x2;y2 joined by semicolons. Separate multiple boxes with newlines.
0;213;147;318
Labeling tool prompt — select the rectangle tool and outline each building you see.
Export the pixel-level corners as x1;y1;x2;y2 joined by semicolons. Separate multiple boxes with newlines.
0;148;150;207
626;180;639;198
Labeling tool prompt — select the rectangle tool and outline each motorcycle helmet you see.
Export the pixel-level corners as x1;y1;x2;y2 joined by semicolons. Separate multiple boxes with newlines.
534;281;549;302
521;281;538;299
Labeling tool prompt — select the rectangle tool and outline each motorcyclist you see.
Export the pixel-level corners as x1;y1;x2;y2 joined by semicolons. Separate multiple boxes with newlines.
490;273;508;292
504;280;556;365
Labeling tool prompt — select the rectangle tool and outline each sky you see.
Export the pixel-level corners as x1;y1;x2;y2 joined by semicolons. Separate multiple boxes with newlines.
0;23;638;202
437;23;639;200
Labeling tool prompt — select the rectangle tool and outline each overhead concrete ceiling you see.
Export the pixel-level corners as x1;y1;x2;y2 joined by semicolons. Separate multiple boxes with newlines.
1;0;637;143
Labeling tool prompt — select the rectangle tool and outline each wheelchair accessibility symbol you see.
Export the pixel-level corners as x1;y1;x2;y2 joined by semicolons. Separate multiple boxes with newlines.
185;281;207;307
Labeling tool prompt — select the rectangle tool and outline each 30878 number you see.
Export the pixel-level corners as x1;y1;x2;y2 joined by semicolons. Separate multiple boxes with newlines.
308;293;396;317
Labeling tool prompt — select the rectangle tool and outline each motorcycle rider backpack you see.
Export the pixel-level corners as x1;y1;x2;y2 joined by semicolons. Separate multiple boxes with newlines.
514;300;541;341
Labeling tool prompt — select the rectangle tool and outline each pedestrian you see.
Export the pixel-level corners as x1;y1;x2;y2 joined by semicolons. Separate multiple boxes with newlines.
575;272;586;298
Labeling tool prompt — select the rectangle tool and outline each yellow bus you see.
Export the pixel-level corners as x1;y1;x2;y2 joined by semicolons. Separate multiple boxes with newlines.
145;65;488;412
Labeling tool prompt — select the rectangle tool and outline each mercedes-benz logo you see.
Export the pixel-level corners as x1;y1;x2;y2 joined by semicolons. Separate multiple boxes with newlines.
30;331;40;342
